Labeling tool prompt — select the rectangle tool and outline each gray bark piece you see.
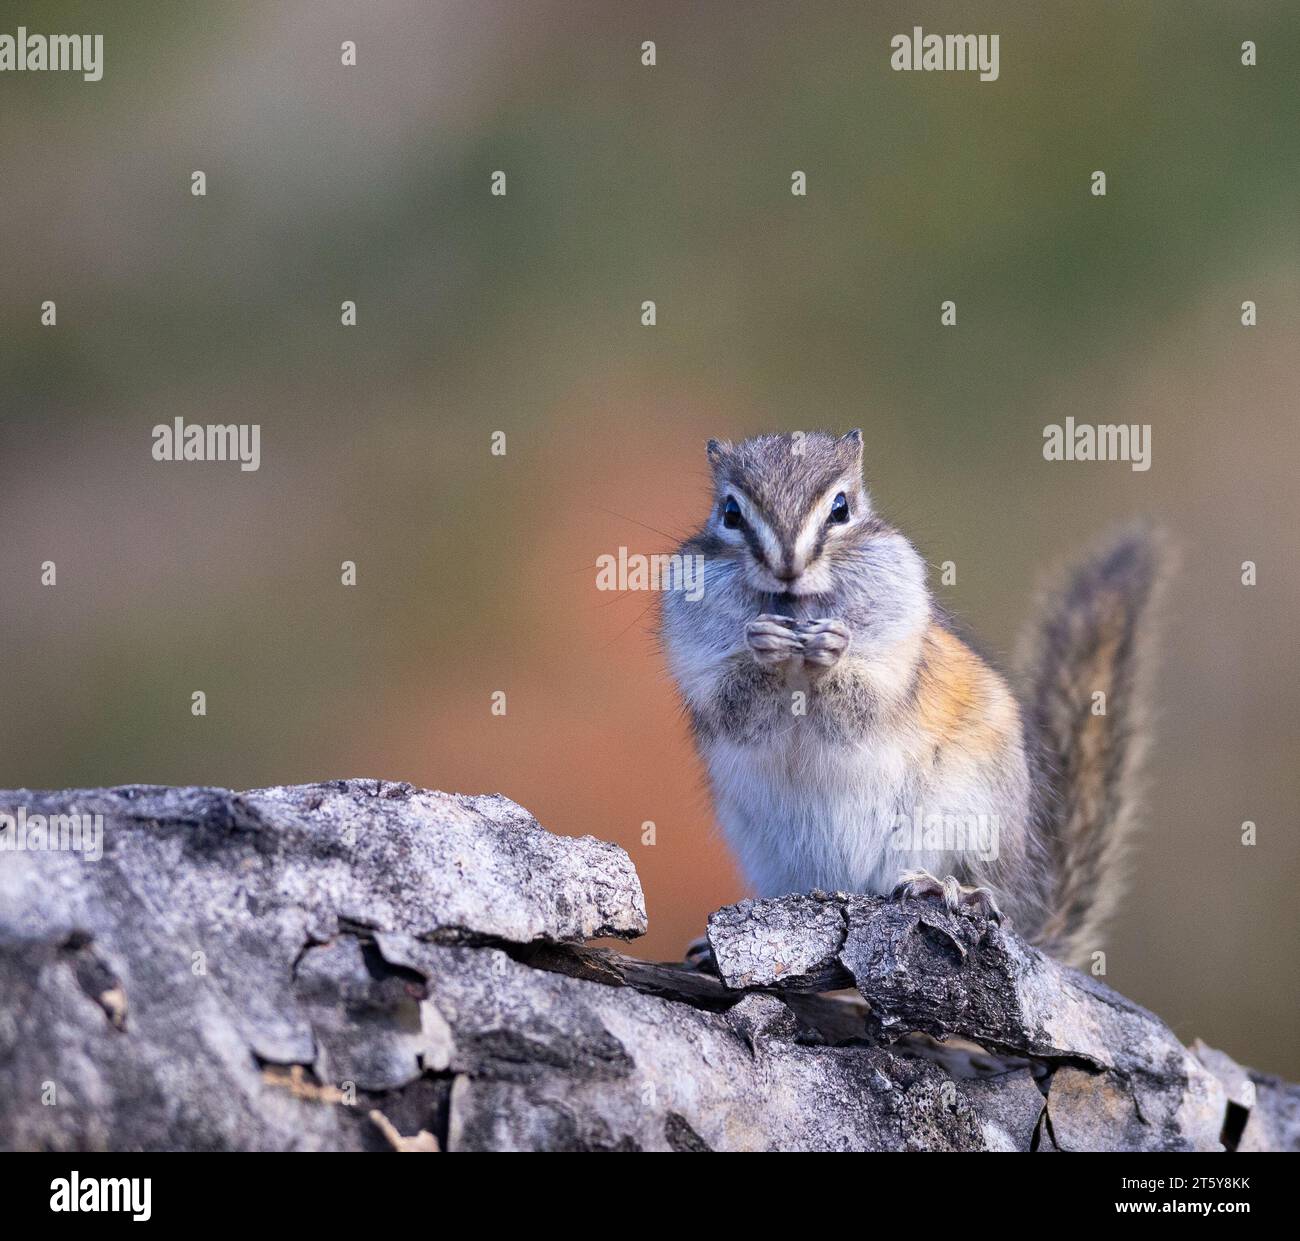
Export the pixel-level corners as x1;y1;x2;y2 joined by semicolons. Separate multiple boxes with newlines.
1192;1040;1300;1153
706;894;848;990
1242;1073;1300;1153
709;891;1230;1151
0;781;646;950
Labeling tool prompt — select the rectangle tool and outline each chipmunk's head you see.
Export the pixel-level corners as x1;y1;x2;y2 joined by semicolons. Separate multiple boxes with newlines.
704;430;888;599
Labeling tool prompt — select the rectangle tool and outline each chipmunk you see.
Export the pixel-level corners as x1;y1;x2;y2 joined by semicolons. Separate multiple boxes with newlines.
661;430;1163;966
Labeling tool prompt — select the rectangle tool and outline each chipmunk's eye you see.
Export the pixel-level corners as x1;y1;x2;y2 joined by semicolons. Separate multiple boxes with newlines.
722;496;743;529
829;492;850;524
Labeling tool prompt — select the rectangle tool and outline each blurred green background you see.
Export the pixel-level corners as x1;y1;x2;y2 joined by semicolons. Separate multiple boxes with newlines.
1;2;1296;1075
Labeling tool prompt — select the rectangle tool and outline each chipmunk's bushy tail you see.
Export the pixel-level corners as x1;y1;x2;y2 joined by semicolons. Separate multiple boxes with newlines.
1017;526;1167;967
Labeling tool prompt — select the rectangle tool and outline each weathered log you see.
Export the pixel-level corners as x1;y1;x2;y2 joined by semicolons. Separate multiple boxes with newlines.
0;781;1294;1151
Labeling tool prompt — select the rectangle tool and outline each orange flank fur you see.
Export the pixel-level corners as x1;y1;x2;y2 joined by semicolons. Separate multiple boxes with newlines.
911;624;1018;759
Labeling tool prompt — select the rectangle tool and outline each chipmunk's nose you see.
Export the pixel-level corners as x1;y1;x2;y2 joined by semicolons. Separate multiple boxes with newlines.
775;550;807;582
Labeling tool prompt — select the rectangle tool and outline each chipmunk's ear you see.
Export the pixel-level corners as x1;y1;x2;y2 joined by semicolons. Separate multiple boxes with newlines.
838;429;864;471
706;438;732;473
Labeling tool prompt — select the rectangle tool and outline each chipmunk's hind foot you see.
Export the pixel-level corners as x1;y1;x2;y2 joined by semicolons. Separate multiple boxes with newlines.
892;869;1003;923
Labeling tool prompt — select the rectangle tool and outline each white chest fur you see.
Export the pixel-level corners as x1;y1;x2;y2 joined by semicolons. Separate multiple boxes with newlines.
704;726;1002;899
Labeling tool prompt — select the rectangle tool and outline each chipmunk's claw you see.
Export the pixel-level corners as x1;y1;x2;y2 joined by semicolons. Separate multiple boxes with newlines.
746;615;802;665
795;618;851;669
892;869;1004;923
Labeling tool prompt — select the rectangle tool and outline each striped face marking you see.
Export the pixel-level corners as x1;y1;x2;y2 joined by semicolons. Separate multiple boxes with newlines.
714;477;865;595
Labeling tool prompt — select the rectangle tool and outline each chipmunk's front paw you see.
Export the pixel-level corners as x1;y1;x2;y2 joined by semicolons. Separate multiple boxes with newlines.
746;615;802;665
796;618;851;670
892;869;1004;923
